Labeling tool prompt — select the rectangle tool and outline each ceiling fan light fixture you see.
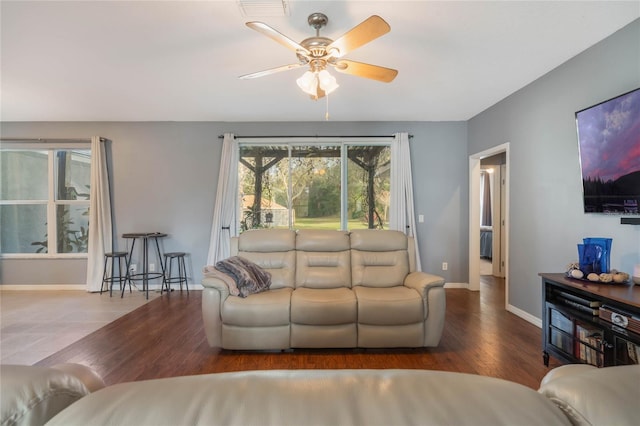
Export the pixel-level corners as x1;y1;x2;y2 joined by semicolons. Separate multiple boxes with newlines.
296;71;318;96
318;70;339;94
296;69;339;97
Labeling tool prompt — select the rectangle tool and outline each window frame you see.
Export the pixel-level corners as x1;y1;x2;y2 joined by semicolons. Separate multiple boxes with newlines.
1;141;91;259
237;137;392;232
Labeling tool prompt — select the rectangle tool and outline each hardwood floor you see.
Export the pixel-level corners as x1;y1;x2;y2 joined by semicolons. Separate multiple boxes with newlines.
36;276;562;389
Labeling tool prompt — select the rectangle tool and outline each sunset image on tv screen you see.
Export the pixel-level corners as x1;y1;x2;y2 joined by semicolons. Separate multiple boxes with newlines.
576;88;640;214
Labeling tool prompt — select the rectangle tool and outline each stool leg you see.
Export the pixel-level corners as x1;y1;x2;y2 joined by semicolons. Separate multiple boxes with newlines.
101;257;109;294
109;256;116;297
167;257;173;295
180;256;188;293
116;256;124;296
120;255;127;299
125;254;133;294
161;256;168;295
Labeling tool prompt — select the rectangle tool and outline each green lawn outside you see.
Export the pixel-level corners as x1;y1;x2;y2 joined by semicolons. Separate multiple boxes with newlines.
292;216;383;230
251;216;388;231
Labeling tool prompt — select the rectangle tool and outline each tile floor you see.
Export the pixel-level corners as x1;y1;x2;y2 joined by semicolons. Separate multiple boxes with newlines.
0;289;158;365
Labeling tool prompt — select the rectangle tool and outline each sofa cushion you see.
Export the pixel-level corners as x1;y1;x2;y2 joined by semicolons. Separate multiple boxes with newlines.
351;250;409;288
358;323;424;348
296;251;351;289
221;288;292;327
350;229;408;251
296;230;350;251
237;229;296;252
222;325;291;350
235;229;296;290
239;251;295;289
46;369;573;426
296;230;351;289
355;286;423;325
291;287;357;325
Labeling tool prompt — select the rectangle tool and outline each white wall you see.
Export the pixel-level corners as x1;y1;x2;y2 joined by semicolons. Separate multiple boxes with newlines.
468;19;640;317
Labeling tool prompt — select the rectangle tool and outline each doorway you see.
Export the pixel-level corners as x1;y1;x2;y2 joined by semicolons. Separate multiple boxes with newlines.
469;144;510;307
480;156;506;278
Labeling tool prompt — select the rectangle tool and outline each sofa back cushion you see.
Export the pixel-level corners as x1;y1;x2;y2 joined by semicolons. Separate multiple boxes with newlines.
350;230;409;288
234;229;296;289
296;230;351;289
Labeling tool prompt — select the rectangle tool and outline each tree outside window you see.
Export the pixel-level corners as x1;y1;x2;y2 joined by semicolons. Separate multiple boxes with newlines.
238;143;390;231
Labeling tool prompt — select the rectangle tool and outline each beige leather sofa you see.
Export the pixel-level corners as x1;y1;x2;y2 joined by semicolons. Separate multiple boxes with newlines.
0;363;104;426
202;229;447;350
2;363;639;425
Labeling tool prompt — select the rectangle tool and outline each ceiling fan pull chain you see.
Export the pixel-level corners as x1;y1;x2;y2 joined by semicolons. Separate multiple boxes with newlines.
325;94;330;121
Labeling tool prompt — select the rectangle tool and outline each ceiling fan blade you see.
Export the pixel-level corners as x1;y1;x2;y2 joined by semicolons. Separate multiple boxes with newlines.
333;59;398;83
239;63;305;80
327;15;390;57
246;22;311;55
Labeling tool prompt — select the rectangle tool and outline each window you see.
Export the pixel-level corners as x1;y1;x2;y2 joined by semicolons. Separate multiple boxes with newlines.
1;147;91;256
238;141;390;231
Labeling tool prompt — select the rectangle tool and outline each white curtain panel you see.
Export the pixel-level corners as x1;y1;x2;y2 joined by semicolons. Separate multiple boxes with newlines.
206;133;239;265
390;132;422;271
86;136;112;292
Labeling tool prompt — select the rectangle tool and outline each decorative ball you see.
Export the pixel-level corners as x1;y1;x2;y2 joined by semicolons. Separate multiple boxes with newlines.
570;269;584;279
613;272;629;283
599;273;613;283
587;273;600;282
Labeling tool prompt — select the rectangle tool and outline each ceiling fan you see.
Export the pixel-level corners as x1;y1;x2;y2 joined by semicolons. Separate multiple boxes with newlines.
239;12;398;100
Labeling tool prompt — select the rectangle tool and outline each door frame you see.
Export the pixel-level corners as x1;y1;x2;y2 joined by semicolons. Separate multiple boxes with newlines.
468;143;510;305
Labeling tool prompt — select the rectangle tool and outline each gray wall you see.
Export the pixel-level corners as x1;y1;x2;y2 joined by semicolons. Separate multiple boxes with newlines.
0;121;468;286
468;20;640;317
2;19;638;325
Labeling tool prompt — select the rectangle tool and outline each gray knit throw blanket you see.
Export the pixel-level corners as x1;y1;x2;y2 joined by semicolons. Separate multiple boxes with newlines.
214;256;272;298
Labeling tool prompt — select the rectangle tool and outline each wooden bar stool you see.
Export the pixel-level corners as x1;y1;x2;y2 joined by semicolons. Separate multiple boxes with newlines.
101;252;131;297
162;252;188;294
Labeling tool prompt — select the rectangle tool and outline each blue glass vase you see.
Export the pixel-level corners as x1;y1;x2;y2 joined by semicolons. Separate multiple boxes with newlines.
578;243;604;274
578;237;613;274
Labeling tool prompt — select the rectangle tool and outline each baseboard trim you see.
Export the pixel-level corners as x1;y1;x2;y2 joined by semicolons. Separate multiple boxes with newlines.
507;303;542;328
0;284;87;291
0;283;203;291
444;282;469;289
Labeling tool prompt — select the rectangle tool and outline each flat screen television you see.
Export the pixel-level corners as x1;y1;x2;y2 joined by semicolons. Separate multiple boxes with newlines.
576;87;640;214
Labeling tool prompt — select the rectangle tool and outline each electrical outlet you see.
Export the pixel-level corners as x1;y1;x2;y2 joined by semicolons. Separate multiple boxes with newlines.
442;262;448;271
129;264;137;273
149;263;155;272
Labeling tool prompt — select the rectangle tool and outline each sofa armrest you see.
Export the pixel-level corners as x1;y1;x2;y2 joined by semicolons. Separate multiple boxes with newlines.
201;277;230;348
201;276;231;300
403;271;445;294
0;364;103;426
50;363;105;393
538;364;640;426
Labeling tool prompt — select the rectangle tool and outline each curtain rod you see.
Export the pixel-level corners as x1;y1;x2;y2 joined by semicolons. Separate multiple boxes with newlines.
218;134;412;139
0;137;105;142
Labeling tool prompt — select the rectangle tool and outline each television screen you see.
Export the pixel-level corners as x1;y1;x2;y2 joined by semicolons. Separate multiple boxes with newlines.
576;88;640;214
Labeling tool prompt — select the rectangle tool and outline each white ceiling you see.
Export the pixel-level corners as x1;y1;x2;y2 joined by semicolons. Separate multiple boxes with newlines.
1;1;638;122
